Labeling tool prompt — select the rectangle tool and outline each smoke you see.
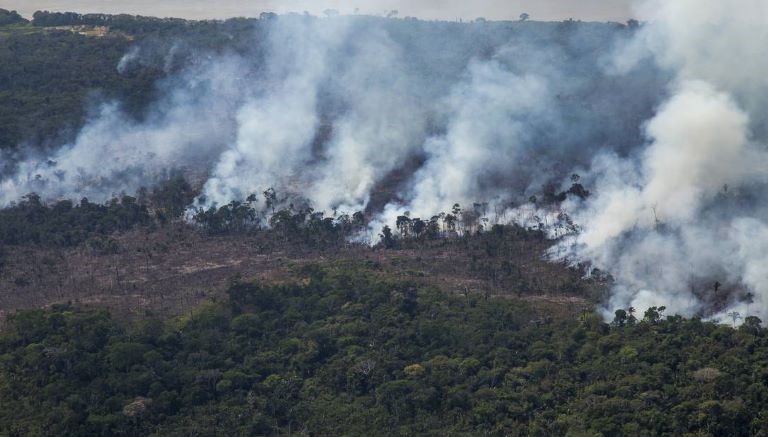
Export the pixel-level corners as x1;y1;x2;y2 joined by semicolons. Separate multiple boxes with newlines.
8;6;768;321
2;16;653;208
0;55;247;204
401;62;548;216
371;21;662;236
197;17;349;209
304;26;426;213
553;0;768;322
573;81;756;250
371;60;551;236
198;17;429;214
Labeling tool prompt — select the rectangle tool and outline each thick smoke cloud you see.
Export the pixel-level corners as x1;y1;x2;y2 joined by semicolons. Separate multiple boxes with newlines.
198;18;350;209
10;5;766;322
1;16;655;210
199;18;429;214
555;0;768;322
374;60;551;233
574;81;754;250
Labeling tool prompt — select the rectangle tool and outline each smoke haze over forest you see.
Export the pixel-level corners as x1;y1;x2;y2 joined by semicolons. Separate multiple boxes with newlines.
2;0;768;324
9;3;768;436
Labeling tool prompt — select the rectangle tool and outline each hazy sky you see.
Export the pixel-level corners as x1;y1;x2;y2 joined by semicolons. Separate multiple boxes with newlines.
3;0;635;22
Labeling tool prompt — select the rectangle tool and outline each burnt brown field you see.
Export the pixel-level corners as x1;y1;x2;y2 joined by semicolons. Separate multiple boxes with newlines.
0;224;606;324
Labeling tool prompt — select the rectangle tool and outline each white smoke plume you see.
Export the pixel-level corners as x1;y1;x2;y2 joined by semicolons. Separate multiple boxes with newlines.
395;61;549;217
554;0;768;322
199;17;429;214
197;17;349;208
5;16;645;212
0;55;247;204
10;7;768;323
305;26;426;213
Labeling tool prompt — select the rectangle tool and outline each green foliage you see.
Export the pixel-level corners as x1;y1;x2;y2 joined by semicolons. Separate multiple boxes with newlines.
1;269;766;435
149;174;196;222
31;11;220;36
192;201;259;235
192;200;367;248
0;9;25;26
0;193;150;247
0;29;161;150
0;12;261;151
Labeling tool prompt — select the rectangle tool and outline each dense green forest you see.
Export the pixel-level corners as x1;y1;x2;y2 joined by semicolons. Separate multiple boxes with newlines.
0;175;200;247
1;266;766;436
0;28;158;150
0;193;150;247
0;9;25;26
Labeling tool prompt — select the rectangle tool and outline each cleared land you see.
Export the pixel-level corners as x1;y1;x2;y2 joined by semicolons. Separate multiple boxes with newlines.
0;225;604;323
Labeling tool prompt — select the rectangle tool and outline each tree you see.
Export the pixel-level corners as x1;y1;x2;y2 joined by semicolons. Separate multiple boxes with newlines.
450;203;460;215
613;309;628;327
741;316;762;335
396;215;412;238
151;175;195;221
727;311;742;327
643;306;665;324
263;188;277;214
411;218;426;237
627;307;637;325
380;225;395;249
0;9;25;25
